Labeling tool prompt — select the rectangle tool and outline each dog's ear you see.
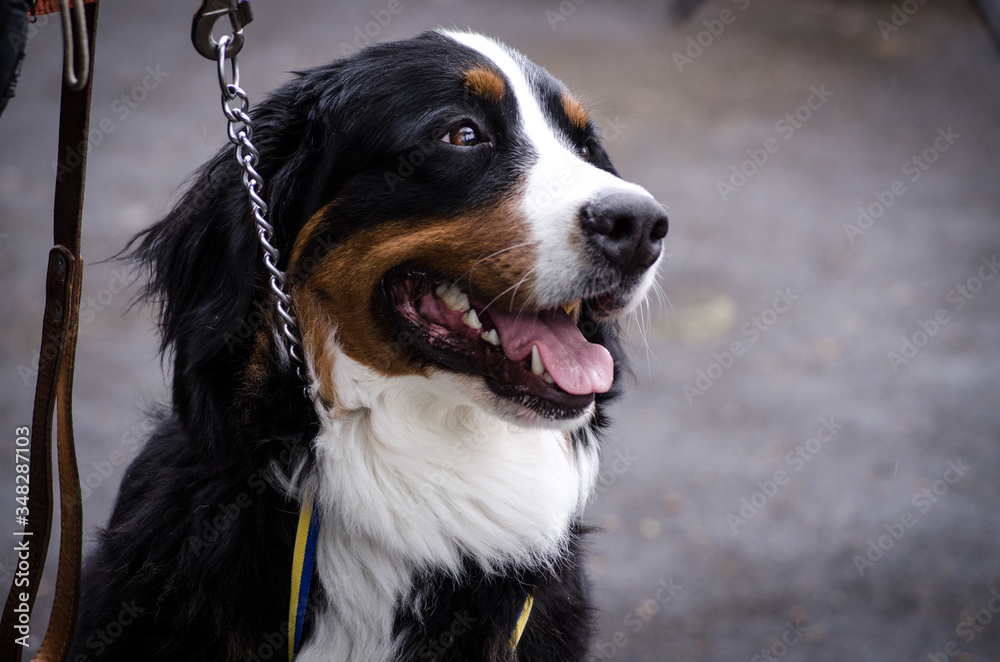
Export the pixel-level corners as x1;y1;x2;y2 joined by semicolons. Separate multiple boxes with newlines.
130;148;266;440
129;72;344;441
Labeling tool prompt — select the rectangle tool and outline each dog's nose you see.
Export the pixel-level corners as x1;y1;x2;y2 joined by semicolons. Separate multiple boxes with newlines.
580;192;668;276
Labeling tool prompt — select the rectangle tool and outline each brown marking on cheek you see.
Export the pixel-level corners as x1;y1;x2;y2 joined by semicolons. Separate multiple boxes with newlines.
289;202;336;282
562;93;590;130
463;66;506;102
291;199;534;378
293;287;341;406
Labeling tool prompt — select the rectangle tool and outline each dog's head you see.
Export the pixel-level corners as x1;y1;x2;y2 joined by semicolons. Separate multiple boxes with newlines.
137;30;666;438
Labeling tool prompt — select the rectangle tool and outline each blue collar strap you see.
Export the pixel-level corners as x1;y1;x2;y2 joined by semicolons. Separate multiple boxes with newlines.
287;494;533;659
289;492;320;662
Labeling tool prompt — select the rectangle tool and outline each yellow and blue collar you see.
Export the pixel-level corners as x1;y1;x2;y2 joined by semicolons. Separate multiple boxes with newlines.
287;494;533;660
288;493;321;661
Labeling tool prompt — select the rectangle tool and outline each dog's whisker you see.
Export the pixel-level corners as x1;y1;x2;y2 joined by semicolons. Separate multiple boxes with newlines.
652;278;671;312
481;266;538;315
458;242;534;287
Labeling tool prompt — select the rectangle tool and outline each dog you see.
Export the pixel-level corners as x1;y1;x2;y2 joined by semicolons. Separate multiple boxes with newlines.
69;30;667;662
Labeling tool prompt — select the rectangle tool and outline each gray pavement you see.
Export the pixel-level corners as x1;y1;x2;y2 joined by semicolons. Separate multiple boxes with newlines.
1;1;999;660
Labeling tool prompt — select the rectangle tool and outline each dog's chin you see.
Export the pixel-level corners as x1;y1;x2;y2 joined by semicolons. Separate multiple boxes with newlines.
427;369;596;432
492;396;597;432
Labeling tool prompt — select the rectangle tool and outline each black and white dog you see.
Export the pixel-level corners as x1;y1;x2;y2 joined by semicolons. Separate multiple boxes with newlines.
70;30;666;661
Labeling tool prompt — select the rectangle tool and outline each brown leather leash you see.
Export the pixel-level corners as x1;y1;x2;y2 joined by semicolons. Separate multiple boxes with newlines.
0;2;98;661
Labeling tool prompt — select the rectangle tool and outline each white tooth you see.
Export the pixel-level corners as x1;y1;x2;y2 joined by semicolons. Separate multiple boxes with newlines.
543;372;554;384
481;329;500;346
531;345;544;376
436;283;470;312
462;309;482;329
450;292;470;312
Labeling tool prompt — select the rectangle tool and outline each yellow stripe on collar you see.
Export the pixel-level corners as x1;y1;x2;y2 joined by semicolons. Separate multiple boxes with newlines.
509;593;534;650
289;493;319;661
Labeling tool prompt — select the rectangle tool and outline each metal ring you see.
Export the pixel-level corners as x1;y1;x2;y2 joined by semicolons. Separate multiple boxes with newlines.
216;36;240;94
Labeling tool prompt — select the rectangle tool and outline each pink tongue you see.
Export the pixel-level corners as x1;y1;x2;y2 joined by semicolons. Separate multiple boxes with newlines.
490;307;614;395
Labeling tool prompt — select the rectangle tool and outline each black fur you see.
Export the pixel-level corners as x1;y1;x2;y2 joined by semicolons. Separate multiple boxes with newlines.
70;32;629;662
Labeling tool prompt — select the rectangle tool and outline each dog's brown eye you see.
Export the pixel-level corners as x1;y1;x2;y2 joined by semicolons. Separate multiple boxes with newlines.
441;124;480;147
579;144;591;161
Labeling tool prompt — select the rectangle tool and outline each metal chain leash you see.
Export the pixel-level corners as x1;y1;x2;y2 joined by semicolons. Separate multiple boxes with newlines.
215;34;305;379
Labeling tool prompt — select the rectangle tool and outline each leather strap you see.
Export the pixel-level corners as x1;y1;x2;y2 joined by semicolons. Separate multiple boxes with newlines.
0;3;97;661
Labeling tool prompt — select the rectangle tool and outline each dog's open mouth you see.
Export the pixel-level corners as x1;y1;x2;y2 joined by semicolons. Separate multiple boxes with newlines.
382;271;615;419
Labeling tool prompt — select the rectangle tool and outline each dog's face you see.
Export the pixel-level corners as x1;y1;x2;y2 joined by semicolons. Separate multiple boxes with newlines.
137;31;666;435
282;31;667;428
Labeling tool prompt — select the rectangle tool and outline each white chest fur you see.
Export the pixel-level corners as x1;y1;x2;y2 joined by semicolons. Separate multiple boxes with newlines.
296;353;599;660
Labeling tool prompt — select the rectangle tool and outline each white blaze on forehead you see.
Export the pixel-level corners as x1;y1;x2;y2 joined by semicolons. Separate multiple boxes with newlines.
440;30;658;307
441;30;569;153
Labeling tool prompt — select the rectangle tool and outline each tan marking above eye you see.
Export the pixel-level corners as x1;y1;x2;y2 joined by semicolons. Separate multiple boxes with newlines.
561;92;590;130
463;66;506;102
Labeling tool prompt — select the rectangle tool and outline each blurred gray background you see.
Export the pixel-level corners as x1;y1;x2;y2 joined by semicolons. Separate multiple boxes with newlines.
2;0;999;660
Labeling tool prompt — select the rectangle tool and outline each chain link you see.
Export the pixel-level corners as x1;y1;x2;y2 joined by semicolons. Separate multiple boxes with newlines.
216;35;306;380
